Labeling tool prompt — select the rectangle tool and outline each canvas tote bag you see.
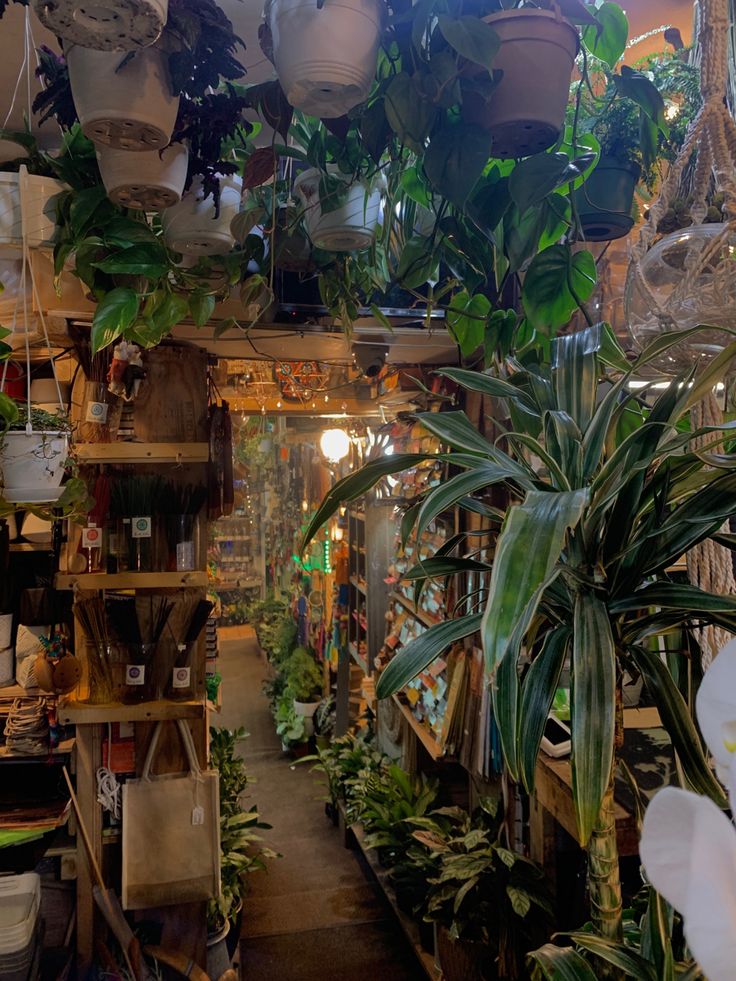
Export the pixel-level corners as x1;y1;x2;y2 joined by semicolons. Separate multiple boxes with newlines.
122;719;221;910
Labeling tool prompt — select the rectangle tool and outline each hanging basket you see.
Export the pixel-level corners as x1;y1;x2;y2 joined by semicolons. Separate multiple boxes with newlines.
97;143;188;210
0;172;66;251
294;169;383;251
268;0;383;118
66;44;179;150
574;157;640;242
162;176;243;256
464;9;578;159
0;431;69;504
32;0;167;51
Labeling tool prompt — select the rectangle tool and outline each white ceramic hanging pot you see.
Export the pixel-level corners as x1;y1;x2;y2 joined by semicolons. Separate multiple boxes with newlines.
162;175;243;256
0;172;66;251
66;44;179;150
463;9;578;159
268;0;383;118
0;431;69;504
294;168;383;251
32;0;167;51
97;143;189;210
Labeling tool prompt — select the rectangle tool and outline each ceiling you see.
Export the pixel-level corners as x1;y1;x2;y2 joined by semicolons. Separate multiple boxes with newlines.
0;0;695;154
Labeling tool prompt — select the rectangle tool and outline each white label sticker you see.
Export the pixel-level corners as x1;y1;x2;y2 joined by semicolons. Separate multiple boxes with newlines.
172;667;191;689
191;805;204;826
85;400;108;424
125;664;145;686
131;516;152;539
82;526;102;549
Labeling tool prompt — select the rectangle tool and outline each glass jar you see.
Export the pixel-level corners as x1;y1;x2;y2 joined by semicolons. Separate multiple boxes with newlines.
165;514;200;572
122;643;154;703
167;643;195;700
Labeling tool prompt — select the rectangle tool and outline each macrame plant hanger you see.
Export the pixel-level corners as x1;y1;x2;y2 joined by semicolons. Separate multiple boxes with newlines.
629;0;736;667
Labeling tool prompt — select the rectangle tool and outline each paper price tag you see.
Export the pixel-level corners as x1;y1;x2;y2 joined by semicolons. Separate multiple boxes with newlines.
131;516;152;539
85;401;108;424
82;526;102;549
125;665;145;686
191;805;204;826
172;667;191;689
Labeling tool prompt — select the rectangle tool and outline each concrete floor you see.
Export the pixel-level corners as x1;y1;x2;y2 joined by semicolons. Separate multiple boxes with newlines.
216;625;424;981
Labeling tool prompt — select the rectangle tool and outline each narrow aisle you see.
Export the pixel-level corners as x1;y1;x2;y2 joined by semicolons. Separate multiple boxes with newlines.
217;626;425;981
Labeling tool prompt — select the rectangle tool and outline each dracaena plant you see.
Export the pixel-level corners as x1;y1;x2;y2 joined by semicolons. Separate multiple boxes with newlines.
302;322;736;943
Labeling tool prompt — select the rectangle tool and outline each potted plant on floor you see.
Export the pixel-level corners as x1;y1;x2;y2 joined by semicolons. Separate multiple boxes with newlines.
284;646;323;731
312;694;335;750
274;695;309;755
417;798;552;981
361;764;439;869
207;725;277;975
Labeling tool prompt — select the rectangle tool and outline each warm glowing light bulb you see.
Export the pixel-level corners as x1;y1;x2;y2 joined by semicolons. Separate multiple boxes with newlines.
320;428;350;462
301;499;309;512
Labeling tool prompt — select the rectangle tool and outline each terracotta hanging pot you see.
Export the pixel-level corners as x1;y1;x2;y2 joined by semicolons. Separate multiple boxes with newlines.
294;169;383;251
32;0;167;51
66;43;179;150
267;0;383;118
162;175;243;256
97;143;189;210
574;157;640;242
463;9;578;159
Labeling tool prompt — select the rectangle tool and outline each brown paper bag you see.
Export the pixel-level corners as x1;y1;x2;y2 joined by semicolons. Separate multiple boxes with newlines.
122;720;220;910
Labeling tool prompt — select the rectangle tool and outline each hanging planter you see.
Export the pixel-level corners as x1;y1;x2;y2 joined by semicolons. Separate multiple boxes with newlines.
294;169;383;251
0;428;69;504
66;44;179;150
266;0;384;118
32;0;167;51
574;157;640;242
97;143;189;210
0;171;66;250
463;9;578;159
162;175;243;256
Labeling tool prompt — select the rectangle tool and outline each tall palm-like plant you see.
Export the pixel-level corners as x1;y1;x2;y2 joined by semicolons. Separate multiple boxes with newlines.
303;323;736;942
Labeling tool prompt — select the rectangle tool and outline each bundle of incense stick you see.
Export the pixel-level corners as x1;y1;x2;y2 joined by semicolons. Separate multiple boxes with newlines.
74;598;115;703
139;595;175;698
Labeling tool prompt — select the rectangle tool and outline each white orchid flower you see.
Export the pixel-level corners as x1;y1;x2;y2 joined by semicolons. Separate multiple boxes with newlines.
640;639;736;981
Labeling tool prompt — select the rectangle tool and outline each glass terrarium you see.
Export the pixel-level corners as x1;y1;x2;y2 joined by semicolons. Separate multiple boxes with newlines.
625;224;736;375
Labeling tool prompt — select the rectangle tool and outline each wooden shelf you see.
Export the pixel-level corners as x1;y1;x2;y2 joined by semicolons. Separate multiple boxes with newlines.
58;697;205;725
392;694;444;761
10;542;53;553
390;591;441;630
55;571;208;590
75;442;209;464
343;809;440;981
348;642;368;673
350;575;367;595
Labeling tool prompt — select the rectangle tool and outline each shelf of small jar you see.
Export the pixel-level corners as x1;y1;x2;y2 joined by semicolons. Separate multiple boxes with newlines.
55;571;208;590
58;697;206;725
74;443;209;464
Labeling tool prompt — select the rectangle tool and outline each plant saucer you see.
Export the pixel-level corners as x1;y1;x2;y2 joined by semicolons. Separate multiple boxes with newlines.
3;486;65;504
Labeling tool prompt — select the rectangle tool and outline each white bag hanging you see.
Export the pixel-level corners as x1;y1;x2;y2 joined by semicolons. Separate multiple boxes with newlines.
122;719;221;910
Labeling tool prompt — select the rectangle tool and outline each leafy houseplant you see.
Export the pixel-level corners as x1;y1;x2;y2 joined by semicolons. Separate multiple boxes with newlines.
313;694;336;749
416;798;552;981
207;726;277;935
302;321;736;946
274;696;308;749
360;764;439;868
283;646;323;703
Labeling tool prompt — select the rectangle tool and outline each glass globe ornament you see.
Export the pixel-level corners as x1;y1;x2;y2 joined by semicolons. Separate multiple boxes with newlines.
625;224;736;375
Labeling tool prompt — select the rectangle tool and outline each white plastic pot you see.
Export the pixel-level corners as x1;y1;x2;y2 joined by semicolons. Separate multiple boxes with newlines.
32;0;167;51
269;0;383;118
294;168;383;251
162;175;243;256
464;9;579;159
0;431;69;504
0;173;66;250
66;44;179;150
293;698;320;718
97;143;189;210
